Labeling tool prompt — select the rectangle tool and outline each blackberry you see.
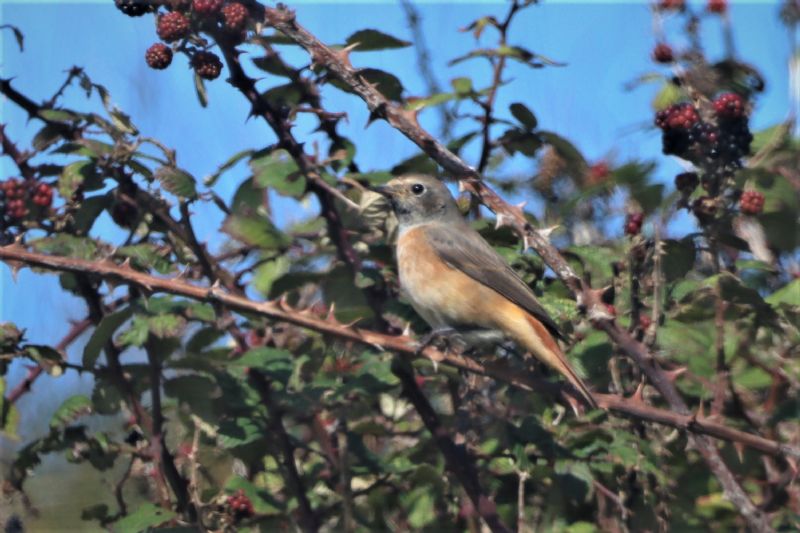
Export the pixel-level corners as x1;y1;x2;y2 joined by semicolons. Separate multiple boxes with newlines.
146;43;173;70
226;489;255;520
652;43;674;64
692;196;717;223
674;172;699;193
707;0;727;14
114;0;156;17
657;0;685;10
192;51;223;80
157;12;191;42
32;183;53;207
192;0;223;16
222;2;249;31
624;212;644;236
739;190;764;215
587;161;610;185
713;93;746;120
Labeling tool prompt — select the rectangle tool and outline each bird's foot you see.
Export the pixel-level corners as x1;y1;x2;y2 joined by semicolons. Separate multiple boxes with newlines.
415;327;463;356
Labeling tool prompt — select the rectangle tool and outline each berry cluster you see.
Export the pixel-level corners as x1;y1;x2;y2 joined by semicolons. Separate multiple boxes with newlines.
624;212;644;236
226;489;255;520
652;43;674;64
739;190;765;215
1;179;53;221
140;0;250;79
655;95;752;164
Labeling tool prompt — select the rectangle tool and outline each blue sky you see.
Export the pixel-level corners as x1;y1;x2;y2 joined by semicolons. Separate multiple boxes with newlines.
0;1;793;442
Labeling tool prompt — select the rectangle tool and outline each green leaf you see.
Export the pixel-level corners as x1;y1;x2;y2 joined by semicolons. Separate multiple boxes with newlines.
148;314;186;339
345;29;411;51
218;417;264;449
253;256;291;297
32;123;64;151
117;316;150;348
83;307;134;367
223;214;290;250
232;347;293;381
330;68;404;101
39;108;82;122
30;234;98;260
115;502;176;532
50;395;92;428
662;238;696;282
652;82;684;110
403;487;436;528
250;148;305;198
110;109;138;135
73;195;109;234
154;166;198;200
766;279;799;307
450;76;473;95
204;148;254;186
117;244;174;275
59;160;98;198
509;102;538;130
405;92;456;112
194;71;208;108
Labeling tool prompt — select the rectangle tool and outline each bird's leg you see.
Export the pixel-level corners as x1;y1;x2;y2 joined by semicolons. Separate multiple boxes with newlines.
414;327;459;355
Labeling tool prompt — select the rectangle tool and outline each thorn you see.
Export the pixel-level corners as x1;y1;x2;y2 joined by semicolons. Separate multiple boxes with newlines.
786;457;799;479
326;302;336;322
458;180;467;193
733;441;745;463
538;224;559;239
402;322;412;337
494;213;509;230
631;381;646;404
279;293;291;310
515;200;527;211
342;317;363;328
664;366;687;382
120;258;132;270
522;235;533;251
431;359;438;373
696;400;705;420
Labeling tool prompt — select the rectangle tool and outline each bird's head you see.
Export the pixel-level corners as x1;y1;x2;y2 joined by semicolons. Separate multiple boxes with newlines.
372;174;460;228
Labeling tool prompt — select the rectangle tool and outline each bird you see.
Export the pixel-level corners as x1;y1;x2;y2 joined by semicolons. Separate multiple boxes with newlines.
374;174;596;408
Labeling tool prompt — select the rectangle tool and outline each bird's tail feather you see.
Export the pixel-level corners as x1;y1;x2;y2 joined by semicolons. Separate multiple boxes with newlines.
522;314;598;409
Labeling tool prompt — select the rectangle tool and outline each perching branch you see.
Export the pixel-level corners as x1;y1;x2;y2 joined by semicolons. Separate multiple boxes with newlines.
2;244;798;464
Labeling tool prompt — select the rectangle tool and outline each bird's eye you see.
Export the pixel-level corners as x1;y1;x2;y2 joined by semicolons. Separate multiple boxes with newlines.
411;183;425;195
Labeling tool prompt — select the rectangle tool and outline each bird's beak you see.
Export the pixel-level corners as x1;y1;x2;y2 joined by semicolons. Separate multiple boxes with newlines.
371;184;393;198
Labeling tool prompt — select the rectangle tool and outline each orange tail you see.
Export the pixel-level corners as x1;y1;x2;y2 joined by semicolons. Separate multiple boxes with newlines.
520;313;597;409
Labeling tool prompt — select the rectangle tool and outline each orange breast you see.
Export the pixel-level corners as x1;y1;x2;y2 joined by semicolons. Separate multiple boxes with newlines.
397;226;513;329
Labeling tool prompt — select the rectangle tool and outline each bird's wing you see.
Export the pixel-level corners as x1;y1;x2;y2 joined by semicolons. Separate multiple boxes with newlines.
422;223;563;339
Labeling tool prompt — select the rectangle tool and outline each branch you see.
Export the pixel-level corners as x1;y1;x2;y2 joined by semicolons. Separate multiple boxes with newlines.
392;360;511;533
261;7;773;529
0;124;35;180
2;244;798;464
248;369;320;533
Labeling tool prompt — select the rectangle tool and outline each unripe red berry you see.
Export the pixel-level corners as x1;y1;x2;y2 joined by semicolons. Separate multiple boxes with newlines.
657;0;685;10
639;314;652;330
193;0;223;16
146;43;173;70
713;92;746;120
652;43;674;64
604;304;617;317
739;190;765;215
157;12;190;42
587;161;610;185
624;212;644;236
222;2;249;31
707;0;727;14
192;51;223;80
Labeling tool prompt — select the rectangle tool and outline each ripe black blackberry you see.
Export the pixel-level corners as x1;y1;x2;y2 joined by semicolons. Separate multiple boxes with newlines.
692;196;717;223
222;2;249;31
146;43;173;70
674;172;698;193
114;0;156;17
157;12;191;42
192;51;223;80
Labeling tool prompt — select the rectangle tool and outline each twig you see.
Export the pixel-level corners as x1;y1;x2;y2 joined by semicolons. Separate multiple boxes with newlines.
0;124;36;180
1;244;798;464
392;360;511;533
248;369;320;533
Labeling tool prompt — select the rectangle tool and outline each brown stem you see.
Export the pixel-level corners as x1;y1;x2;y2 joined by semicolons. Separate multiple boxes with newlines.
248;369;320;533
2;244;798;465
393;360;511;533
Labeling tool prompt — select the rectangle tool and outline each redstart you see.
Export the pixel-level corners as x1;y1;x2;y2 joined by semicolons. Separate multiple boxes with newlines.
375;174;596;408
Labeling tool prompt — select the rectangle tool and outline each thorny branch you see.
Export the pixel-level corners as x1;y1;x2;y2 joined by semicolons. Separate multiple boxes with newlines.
260;5;774;529
1;244;798;465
